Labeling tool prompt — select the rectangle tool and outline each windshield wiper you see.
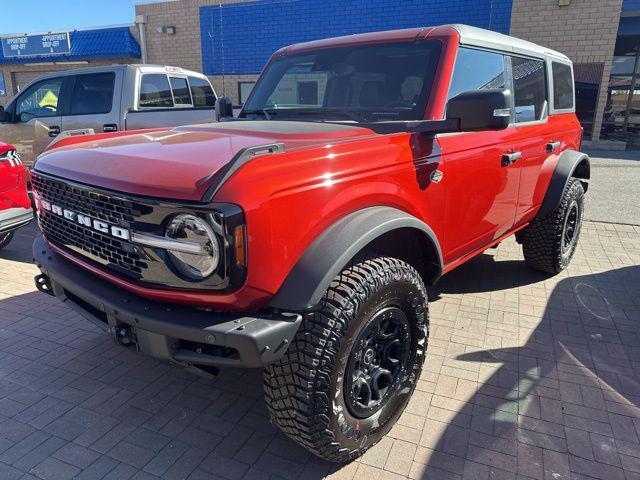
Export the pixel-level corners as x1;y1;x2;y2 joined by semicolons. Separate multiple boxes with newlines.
273;108;373;123
242;108;278;120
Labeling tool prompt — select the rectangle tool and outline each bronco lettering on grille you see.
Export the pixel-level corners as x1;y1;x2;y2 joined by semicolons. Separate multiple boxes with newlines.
39;199;131;241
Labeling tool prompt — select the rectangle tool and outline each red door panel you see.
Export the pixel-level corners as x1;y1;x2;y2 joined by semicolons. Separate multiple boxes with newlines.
437;126;522;266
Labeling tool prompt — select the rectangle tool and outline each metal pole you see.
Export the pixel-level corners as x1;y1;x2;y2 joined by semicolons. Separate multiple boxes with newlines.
622;47;640;134
135;15;148;64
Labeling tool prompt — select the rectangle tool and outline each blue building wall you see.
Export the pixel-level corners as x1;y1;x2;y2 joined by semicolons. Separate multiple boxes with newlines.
200;0;514;76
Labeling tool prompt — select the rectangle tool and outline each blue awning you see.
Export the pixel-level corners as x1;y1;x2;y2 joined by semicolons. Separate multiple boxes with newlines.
0;26;141;64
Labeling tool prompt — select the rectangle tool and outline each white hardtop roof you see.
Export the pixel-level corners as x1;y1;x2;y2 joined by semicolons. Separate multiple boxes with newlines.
447;24;571;62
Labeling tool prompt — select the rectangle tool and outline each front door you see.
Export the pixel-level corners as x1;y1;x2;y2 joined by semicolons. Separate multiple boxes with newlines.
0;76;66;166
439;47;521;266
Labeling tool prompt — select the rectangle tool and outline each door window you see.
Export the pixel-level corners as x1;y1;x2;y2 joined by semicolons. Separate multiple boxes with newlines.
448;47;507;100
511;56;548;123
69;73;115;115
189;77;216;107
170;77;192;105
139;74;173;108
552;62;574;110
15;78;63;122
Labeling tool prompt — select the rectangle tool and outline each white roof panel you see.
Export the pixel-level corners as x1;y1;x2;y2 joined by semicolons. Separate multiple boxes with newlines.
446;24;571;62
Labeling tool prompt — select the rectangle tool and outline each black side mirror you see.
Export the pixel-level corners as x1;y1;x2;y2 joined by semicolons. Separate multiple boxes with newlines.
446;89;511;132
215;96;233;121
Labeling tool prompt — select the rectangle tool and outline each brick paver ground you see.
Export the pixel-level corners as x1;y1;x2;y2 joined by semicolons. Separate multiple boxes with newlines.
1;221;639;480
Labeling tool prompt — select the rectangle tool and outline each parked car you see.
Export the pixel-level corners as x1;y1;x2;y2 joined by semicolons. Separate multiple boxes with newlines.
0;142;32;249
0;65;217;165
611;108;640;131
30;25;589;462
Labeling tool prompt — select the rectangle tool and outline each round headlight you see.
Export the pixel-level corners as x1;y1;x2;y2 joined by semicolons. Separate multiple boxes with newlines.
165;214;219;280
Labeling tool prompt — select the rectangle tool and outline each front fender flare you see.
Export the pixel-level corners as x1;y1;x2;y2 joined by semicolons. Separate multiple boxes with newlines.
268;206;443;311
537;149;590;218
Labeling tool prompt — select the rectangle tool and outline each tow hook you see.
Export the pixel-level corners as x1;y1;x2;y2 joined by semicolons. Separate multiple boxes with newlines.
34;274;54;296
111;324;135;347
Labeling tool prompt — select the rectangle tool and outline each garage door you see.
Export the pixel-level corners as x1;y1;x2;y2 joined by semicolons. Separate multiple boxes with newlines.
12;71;57;93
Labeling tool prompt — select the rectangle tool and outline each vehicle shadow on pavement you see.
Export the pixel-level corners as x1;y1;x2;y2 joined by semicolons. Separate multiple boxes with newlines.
0;293;348;478
415;263;640;479
432;253;551;296
0;224;37;266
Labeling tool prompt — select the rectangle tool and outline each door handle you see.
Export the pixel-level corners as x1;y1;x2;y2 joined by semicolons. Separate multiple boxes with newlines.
501;151;522;166
103;124;118;132
546;141;561;153
48;126;60;138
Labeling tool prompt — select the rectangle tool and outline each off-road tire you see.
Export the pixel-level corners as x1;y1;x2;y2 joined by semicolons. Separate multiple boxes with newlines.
521;178;585;274
264;256;428;462
0;232;14;250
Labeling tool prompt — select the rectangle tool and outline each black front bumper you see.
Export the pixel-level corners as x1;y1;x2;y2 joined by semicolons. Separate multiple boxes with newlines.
33;234;301;368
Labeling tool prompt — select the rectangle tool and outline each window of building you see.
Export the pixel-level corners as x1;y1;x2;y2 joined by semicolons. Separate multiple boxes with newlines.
70;73;115;115
447;47;506;100
139;74;173;108
189;76;216;107
16;78;63;121
170;77;192;105
238;81;256;105
552;62;574;110
511;56;548;123
297;81;318;105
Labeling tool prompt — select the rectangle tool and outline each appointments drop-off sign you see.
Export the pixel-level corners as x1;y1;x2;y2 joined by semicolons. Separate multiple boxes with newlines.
1;32;70;58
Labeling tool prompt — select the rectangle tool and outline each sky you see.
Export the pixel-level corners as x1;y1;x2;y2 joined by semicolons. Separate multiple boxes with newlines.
0;0;165;35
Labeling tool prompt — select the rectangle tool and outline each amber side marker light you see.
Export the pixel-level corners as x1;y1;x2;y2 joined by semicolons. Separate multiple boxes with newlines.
234;225;247;266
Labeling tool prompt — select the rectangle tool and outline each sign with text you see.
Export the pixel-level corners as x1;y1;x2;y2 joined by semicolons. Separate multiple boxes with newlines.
1;32;70;58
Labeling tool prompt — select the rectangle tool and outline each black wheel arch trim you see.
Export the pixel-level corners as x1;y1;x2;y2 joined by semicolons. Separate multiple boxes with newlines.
537;149;590;218
268;206;443;311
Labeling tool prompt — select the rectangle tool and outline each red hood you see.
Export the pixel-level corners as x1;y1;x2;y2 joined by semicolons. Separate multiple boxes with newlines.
33;121;373;201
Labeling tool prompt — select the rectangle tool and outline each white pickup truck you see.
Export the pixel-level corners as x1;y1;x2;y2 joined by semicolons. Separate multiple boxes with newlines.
0;65;217;165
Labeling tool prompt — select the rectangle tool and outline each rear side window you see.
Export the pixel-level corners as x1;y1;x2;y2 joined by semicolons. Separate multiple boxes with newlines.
189;76;216;107
552;62;574;110
447;47;507;100
511;57;547;123
70;73;115;115
170;77;192;105
139;74;173;108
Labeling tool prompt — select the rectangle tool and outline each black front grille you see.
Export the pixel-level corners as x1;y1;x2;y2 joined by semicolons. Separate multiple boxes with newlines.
31;173;149;278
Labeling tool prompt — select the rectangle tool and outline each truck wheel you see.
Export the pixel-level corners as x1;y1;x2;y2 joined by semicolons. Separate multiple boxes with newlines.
521;178;584;274
0;232;14;250
264;256;428;462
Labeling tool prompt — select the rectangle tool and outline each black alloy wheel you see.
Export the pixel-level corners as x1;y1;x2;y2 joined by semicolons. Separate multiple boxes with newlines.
345;306;411;418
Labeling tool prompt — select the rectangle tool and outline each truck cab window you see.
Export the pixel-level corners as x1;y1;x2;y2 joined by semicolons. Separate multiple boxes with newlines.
139;74;174;108
170;77;192;105
189;77;216;107
70;73;115;115
16;79;63;121
512;56;547;122
447;48;506;100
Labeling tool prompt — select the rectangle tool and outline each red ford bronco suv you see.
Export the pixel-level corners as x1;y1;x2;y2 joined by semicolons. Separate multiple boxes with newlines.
31;25;588;462
0;142;32;249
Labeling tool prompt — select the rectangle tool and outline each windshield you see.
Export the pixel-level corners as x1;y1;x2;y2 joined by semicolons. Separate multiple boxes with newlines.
242;40;441;122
